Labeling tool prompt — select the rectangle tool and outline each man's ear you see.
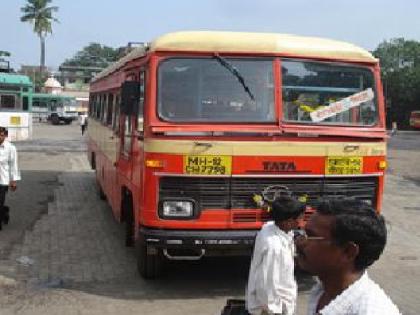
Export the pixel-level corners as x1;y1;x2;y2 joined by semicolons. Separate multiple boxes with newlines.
343;242;360;263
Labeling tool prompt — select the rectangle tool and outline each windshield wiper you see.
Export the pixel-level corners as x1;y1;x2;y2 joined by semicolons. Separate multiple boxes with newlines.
213;54;255;101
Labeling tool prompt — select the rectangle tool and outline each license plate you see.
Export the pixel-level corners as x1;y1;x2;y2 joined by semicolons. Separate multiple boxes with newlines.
10;116;21;126
184;155;232;175
326;156;363;175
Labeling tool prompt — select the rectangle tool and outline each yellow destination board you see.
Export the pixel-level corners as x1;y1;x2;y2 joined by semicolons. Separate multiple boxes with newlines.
326;156;363;175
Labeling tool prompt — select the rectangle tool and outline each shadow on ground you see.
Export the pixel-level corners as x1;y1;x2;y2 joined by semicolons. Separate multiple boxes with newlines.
0;170;61;260
1;169;315;306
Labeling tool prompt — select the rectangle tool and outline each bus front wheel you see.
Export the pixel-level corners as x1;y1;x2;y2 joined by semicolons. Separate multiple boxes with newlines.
125;206;135;247
137;243;164;279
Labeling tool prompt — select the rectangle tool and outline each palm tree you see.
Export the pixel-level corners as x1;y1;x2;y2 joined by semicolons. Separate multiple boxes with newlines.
20;0;59;71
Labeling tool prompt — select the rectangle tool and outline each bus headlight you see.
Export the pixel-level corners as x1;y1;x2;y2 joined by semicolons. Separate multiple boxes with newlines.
160;200;195;219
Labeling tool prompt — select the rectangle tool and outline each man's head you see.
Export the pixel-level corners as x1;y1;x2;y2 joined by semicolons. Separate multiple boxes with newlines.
0;127;8;144
270;196;306;231
296;198;387;277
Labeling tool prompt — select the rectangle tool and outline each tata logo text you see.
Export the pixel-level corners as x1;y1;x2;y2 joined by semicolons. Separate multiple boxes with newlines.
262;161;297;172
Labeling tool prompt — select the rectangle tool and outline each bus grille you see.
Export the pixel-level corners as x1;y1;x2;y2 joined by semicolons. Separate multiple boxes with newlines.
159;176;378;211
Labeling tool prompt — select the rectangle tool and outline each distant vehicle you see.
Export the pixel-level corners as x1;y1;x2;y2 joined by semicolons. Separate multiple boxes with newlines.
32;93;78;125
0;72;33;141
409;110;420;129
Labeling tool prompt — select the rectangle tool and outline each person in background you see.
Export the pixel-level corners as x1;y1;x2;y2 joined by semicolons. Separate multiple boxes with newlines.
246;196;305;315
295;198;401;315
79;112;88;135
0;127;20;230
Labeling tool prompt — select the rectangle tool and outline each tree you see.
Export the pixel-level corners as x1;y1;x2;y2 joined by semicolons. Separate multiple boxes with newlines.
20;0;59;71
32;71;49;92
373;38;420;128
61;43;128;68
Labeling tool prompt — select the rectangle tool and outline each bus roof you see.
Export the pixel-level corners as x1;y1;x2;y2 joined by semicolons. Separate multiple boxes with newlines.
151;31;376;61
0;73;33;86
93;31;377;82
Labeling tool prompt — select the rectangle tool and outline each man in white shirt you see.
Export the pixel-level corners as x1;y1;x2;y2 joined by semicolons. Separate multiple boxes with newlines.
79;113;88;135
0;127;20;230
246;196;305;315
295;199;401;315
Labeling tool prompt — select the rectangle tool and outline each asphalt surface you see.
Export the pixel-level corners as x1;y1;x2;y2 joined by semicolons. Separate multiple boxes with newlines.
0;124;418;315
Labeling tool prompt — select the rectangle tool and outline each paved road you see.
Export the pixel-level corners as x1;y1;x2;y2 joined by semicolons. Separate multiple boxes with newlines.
388;131;420;185
0;124;419;314
0;123;85;275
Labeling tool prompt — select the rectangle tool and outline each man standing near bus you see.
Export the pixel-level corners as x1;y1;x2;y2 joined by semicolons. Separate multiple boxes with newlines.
79;112;88;135
246;196;305;315
0;127;20;230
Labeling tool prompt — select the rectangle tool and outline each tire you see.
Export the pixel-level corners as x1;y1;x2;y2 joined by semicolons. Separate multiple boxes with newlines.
51;115;60;125
137;243;164;279
97;181;106;200
91;153;96;170
125;203;135;247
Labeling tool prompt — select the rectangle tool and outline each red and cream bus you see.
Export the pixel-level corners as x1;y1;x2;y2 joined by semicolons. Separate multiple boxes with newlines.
88;31;387;278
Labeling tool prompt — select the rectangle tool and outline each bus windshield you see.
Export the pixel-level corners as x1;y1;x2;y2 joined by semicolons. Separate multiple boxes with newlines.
282;60;377;126
158;58;275;123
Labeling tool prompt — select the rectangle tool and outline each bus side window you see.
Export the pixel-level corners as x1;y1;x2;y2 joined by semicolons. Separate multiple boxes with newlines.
113;95;120;133
138;69;145;132
123;115;132;154
98;95;102;121
107;94;114;126
96;95;101;119
50;100;57;111
88;95;95;117
102;94;108;124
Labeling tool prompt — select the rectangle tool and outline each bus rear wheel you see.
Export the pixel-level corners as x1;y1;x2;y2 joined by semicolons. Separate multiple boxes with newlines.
137;243;164;279
96;180;106;200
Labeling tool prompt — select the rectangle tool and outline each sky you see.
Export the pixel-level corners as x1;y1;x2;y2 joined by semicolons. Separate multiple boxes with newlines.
2;0;420;70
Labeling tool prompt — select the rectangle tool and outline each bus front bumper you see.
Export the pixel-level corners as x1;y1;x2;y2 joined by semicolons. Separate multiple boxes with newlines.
138;227;258;256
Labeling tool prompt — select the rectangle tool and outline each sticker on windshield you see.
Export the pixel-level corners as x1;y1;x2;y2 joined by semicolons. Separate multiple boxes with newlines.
310;88;374;123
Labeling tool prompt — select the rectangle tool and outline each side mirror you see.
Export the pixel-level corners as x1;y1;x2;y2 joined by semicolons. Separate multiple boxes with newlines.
121;81;140;115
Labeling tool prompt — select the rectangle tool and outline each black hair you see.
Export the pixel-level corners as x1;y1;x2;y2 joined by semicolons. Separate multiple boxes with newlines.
316;198;387;271
270;196;306;223
0;127;8;136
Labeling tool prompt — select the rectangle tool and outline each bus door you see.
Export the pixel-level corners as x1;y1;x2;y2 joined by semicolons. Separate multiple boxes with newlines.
118;81;141;181
131;69;146;189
